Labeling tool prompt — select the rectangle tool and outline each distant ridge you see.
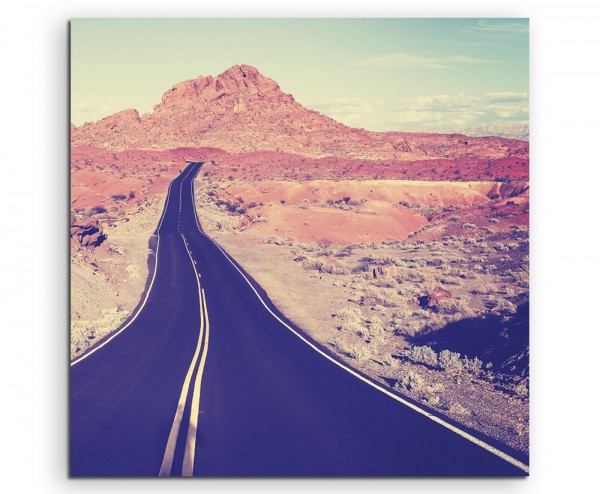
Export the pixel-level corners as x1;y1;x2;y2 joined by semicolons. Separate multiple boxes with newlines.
72;65;528;161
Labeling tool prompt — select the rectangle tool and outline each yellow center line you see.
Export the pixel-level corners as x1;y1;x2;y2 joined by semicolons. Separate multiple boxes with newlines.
182;289;210;476
158;235;205;476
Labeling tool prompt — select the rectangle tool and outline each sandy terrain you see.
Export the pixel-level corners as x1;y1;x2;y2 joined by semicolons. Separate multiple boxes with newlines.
70;194;166;358
70;146;212;359
69;64;529;455
194;171;529;454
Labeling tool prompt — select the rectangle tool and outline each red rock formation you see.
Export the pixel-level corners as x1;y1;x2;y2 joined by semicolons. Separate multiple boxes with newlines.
72;65;529;162
373;264;398;279
71;218;106;248
418;286;453;309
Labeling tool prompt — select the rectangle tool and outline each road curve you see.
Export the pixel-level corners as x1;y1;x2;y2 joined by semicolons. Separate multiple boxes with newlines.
70;163;528;476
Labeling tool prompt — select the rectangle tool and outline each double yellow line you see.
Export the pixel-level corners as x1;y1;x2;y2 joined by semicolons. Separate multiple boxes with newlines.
159;235;210;477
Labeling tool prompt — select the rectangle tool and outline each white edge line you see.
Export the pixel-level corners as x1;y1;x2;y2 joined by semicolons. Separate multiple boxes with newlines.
70;165;195;367
182;288;210;477
158;234;205;477
189;169;529;474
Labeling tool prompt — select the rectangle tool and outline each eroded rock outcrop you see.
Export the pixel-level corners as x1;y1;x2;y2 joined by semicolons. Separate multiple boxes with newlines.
418;286;453;309
373;264;398;279
71;218;106;248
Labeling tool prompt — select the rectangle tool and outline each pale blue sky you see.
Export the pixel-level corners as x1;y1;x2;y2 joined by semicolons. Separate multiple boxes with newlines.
71;18;528;131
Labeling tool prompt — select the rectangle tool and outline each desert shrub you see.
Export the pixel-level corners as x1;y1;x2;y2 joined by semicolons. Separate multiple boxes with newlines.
462;223;477;229
440;277;462;286
439;350;464;372
395;319;422;337
264;234;285;245
471;284;498;295
352;262;371;274
406;345;438;366
488;218;500;224
320;263;350;275
334;246;353;258
499;286;515;296
423;394;441;406
293;241;319;253
448;215;460;221
367;315;384;333
359;286;399;308
435;298;475;318
368;320;388;345
461;355;483;374
428;382;445;393
412;257;428;267
332;337;367;360
427;258;445;268
397;371;424;391
354;325;372;339
493;298;518;314
515;382;529;397
334;307;363;324
484;264;497;274
449;402;469;415
110;193;128;201
303;258;324;271
373;278;396;288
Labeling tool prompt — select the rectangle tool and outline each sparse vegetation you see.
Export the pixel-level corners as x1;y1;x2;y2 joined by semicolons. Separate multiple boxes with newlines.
193;170;530;455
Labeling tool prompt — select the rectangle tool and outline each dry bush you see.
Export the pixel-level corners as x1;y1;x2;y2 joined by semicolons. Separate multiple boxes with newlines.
461;355;483;374
491;297;518;314
405;345;438;366
396;371;424;391
471;283;499;295
332;337;371;361
449;402;470;415
435;298;476;318
439;350;464;372
264;234;285;245
334;307;363;323
393;319;422;337
302;257;350;275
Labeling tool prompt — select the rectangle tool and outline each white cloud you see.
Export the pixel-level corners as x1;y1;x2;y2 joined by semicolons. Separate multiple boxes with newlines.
356;52;503;70
310;97;375;121
305;91;528;132
474;20;529;35
460;20;529;39
389;92;528;128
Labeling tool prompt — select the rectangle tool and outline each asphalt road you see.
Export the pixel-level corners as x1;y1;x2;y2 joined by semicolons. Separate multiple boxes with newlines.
70;163;528;477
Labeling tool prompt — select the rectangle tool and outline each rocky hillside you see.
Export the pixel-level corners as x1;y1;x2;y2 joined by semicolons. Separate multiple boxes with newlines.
72;65;528;161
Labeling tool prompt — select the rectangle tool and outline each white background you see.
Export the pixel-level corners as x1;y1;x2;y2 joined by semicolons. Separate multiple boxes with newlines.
0;0;598;492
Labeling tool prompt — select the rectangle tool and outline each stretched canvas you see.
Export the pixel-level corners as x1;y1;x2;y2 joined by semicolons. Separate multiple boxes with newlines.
70;18;529;477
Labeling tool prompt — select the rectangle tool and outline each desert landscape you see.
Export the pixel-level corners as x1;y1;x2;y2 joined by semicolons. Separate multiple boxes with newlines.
71;65;529;458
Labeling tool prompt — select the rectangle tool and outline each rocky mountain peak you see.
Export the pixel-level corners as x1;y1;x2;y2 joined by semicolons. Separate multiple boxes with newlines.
71;65;529;161
155;64;290;112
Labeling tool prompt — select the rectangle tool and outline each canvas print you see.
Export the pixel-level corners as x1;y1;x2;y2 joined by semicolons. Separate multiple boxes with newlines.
70;19;529;476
